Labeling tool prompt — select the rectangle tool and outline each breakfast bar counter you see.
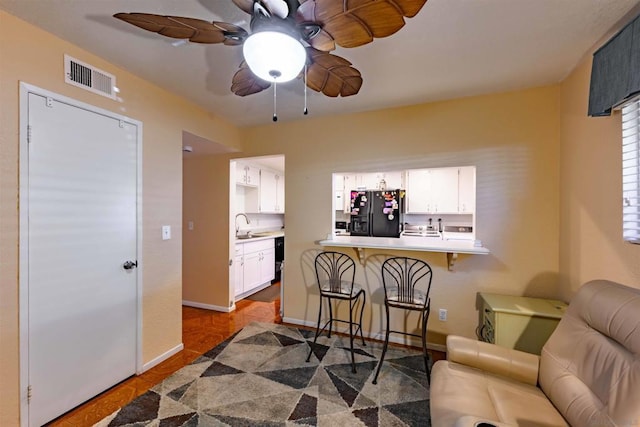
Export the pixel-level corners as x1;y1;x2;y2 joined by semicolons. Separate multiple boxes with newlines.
318;235;489;270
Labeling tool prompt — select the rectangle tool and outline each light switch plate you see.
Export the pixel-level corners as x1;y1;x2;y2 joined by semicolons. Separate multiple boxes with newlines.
162;225;171;240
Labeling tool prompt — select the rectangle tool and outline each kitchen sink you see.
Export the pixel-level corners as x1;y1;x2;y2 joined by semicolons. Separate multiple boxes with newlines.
236;234;255;240
236;231;284;240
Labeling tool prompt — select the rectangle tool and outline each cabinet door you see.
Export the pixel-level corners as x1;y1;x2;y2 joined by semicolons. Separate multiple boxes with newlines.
243;251;262;292
405;169;430;213
234;255;244;296
236;162;259;187
358;173;379;190
458;166;475;213
275;173;284;212
260;248;276;284
235;163;247;185
429;168;459;213
259;169;278;213
342;174;357;213
343;174;357;192
379;171;404;190
245;165;260;187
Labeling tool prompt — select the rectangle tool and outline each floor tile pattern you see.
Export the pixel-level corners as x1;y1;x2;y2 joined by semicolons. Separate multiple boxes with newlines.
94;322;431;427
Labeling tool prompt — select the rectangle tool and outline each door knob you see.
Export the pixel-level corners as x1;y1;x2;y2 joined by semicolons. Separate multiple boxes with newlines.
123;260;138;270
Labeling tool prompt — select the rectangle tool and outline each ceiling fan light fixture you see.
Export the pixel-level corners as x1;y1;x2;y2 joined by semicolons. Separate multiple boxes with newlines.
243;30;306;83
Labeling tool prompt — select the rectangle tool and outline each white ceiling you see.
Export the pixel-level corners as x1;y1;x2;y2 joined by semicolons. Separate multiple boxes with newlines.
2;0;640;127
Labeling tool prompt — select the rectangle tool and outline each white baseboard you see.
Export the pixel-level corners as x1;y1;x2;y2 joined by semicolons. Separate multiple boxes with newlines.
282;317;447;353
142;343;184;372
183;300;236;313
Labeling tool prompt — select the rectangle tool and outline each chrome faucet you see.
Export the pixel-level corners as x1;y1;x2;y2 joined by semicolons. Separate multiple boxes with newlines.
235;213;250;235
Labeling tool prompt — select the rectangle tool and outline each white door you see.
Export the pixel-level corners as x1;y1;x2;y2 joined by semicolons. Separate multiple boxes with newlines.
26;91;138;426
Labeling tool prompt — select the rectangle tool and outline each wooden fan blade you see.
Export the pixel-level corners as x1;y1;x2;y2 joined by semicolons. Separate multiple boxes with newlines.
297;0;427;49
113;13;248;44
305;48;362;97
231;62;272;96
303;27;336;51
233;0;254;14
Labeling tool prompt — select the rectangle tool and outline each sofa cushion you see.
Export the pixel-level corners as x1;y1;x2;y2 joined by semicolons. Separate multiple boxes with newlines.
539;280;640;427
431;360;568;427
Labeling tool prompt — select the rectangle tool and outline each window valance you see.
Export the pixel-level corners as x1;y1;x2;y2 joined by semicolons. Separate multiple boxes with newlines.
589;14;640;117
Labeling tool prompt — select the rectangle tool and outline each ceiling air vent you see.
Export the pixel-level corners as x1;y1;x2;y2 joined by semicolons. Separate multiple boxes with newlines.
64;54;116;99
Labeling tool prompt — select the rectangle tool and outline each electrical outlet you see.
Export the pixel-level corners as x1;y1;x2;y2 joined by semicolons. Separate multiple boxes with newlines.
438;308;447;321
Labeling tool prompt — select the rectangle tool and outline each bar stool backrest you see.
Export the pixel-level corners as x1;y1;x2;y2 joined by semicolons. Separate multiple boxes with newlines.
315;251;356;296
382;257;433;308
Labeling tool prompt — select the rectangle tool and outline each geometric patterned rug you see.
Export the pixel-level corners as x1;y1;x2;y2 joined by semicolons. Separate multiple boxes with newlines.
95;322;431;426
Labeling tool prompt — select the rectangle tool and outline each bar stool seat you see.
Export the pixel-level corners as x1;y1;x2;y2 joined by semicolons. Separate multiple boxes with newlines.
386;286;427;306
372;256;433;385
306;251;366;373
320;280;363;295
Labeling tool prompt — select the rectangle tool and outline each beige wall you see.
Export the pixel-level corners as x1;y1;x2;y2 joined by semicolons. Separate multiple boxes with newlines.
239;86;562;346
0;11;241;424
558;56;640;298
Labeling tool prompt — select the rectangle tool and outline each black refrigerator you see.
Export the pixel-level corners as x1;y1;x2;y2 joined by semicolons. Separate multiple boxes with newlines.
349;189;404;237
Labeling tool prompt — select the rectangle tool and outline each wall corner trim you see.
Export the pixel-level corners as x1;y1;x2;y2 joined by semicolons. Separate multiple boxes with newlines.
141;343;184;373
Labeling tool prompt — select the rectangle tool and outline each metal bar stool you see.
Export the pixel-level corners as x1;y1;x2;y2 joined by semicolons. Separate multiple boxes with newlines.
372;256;433;384
306;251;366;373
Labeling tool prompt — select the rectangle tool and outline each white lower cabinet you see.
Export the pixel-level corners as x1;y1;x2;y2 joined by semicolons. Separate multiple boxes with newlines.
234;253;244;296
235;238;275;298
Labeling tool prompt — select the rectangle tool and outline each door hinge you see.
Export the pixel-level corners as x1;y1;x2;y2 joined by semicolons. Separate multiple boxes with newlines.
27;125;32;144
27;385;32;402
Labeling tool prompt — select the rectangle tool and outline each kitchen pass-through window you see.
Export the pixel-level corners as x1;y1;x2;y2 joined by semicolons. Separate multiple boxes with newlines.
621;100;640;243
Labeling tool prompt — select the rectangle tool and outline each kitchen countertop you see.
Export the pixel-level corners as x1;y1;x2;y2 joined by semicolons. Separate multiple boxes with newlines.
235;230;284;243
318;235;489;270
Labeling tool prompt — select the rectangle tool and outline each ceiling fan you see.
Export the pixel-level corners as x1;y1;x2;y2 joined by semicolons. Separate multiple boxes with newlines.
114;0;428;112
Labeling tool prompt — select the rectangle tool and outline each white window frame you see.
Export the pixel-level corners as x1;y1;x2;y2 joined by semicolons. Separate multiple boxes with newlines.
621;99;640;244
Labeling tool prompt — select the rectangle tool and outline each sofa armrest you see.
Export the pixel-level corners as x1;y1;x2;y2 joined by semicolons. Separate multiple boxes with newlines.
447;335;540;386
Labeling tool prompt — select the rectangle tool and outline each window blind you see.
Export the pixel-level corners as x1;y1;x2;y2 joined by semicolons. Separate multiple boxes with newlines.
622;101;640;243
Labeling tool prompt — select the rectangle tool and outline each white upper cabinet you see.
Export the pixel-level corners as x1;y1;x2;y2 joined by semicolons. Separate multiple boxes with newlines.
406;167;460;214
258;168;285;213
458;166;476;213
333;174;345;211
236;162;260;187
368;171;404;190
335;166;475;215
341;172;404;192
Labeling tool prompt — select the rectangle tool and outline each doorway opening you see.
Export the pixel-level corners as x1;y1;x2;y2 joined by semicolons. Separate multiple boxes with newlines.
230;155;285;315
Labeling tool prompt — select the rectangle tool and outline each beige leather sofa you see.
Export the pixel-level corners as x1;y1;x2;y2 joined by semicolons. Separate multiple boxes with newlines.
430;280;640;427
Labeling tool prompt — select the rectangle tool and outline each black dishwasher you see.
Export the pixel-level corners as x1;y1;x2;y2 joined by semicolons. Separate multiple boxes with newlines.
273;236;284;283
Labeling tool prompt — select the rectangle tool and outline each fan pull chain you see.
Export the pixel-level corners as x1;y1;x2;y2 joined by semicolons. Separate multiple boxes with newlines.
272;81;278;122
303;64;308;115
